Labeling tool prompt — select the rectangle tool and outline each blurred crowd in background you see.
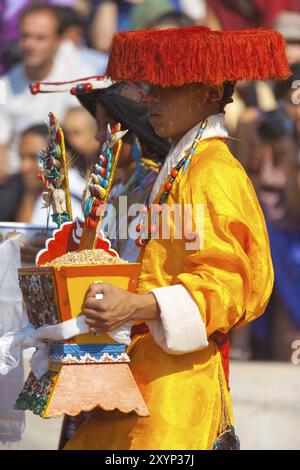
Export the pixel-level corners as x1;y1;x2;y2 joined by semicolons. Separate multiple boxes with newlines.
0;0;300;363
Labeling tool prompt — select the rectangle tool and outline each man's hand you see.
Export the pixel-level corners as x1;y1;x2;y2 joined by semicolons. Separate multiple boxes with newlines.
83;282;160;334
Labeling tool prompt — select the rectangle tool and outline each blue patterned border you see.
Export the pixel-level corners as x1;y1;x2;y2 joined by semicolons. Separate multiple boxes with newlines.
50;343;130;364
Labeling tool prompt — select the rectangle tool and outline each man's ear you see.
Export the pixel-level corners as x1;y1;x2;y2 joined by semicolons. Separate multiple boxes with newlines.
207;84;224;104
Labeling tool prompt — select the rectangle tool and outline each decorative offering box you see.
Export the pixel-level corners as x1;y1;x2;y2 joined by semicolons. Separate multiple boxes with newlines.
15;115;149;419
16;260;149;418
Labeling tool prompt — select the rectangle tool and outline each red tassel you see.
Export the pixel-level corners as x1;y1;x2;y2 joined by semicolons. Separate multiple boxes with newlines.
212;332;230;391
106;26;291;86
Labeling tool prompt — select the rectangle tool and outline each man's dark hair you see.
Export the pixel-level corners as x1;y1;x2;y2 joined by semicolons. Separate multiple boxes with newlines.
20;4;62;35
258;110;295;142
22;123;48;139
219;81;236;112
147;11;195;29
54;6;85;36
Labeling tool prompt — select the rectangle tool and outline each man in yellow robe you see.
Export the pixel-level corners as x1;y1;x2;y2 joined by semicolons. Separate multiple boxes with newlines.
65;26;290;450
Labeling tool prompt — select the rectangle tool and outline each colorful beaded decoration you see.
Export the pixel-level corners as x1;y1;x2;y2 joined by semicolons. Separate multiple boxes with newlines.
37;112;72;227
135;120;207;248
70;82;93;95
80;123;128;249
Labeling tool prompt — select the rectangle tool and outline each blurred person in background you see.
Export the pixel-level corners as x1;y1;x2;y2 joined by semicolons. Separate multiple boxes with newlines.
90;0;139;52
15;124;49;264
208;4;300;138
145;9;195;28
17;111;97;228
62;106;99;218
254;111;300;361
89;0;204;53
63;106;100;175
0;0;84;75
16;114;96;263
232;65;300;361
131;0;196;30
235;63;300;183
205;0;299;30
274;11;300;66
274;63;300;149
16;124;47;225
55;6;108;73
257;112;299;227
0;3;94;217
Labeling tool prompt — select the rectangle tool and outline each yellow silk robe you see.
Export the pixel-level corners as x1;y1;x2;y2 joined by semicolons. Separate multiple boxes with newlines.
66;137;274;450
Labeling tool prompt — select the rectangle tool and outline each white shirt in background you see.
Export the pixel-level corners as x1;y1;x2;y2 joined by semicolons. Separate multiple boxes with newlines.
0;46;95;175
58;40;108;76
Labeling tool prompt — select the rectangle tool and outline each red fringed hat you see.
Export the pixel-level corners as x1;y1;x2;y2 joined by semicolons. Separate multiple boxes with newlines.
106;26;291;87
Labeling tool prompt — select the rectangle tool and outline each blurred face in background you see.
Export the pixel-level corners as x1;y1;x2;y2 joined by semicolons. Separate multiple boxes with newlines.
95;103;132;168
20;132;46;192
285;100;300;136
258;135;298;222
20;11;61;69
63;108;99;162
286;42;300;66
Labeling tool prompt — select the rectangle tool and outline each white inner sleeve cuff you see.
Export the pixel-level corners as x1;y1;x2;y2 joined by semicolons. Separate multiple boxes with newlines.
147;284;208;354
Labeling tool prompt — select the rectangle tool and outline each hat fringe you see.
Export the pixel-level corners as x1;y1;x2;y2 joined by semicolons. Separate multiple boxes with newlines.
106;27;291;86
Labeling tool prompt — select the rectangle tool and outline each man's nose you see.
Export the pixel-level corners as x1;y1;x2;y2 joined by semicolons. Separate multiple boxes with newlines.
21;36;35;49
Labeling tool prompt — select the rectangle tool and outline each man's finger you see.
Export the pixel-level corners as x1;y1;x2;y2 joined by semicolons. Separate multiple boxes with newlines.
85;317;103;327
83;308;104;320
87;282;114;297
83;297;108;311
85;318;111;332
89;327;101;335
87;282;105;297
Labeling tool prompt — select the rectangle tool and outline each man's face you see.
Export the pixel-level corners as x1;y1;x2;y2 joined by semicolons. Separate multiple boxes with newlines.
20;132;46;191
147;84;210;141
257;136;298;221
20;12;61;68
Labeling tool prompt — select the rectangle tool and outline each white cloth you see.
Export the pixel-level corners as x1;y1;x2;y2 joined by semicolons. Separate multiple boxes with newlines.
0;48;94;174
0;315;132;380
147;114;228;354
180;0;206;21
0;236;24;334
0;236;25;442
148;285;208;354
